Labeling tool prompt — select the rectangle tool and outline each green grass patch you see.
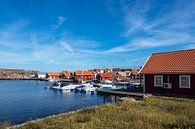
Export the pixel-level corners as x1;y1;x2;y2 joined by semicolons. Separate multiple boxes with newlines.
11;96;195;129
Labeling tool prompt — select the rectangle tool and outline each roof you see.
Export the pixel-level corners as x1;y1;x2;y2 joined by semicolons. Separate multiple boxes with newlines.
140;49;195;74
62;70;71;77
131;70;139;76
75;71;82;75
99;73;112;78
75;71;93;76
47;72;60;76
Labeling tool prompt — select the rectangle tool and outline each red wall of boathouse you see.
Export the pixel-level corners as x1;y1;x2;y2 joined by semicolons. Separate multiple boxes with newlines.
144;74;195;96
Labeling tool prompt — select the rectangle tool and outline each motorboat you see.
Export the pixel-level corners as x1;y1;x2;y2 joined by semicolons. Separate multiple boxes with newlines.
60;84;81;92
53;81;61;86
48;78;55;82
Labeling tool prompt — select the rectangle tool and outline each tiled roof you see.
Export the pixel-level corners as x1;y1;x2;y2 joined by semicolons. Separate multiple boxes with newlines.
62;70;71;77
140;49;195;74
75;71;93;76
47;72;60;76
75;71;82;75
131;70;139;75
100;73;112;78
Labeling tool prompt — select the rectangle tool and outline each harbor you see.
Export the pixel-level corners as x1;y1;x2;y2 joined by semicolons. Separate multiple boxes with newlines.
0;80;104;125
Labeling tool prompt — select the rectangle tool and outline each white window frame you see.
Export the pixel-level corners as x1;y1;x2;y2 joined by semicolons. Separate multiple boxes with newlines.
179;75;191;89
154;75;163;87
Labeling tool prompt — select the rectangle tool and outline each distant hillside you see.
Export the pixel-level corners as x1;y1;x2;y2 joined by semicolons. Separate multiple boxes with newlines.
0;68;37;79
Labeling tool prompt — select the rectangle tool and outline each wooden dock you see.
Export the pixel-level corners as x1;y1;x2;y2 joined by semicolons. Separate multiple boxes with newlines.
97;90;145;102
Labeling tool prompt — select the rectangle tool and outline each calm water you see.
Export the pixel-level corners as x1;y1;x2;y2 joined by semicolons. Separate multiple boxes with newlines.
0;80;103;125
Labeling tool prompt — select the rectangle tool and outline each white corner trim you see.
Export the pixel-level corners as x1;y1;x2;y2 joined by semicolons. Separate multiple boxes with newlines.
138;54;152;74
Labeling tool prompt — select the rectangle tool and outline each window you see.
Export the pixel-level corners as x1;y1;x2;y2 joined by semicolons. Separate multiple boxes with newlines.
154;75;163;87
179;75;191;88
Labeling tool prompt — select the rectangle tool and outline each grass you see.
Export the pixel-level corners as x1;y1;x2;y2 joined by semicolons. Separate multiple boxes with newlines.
0;121;11;129
9;96;195;129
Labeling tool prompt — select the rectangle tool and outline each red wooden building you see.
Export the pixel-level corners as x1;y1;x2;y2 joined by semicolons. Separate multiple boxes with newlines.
74;71;94;82
139;49;195;96
47;72;60;79
96;73;113;81
60;70;72;79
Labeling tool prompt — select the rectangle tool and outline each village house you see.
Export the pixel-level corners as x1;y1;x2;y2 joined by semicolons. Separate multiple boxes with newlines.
139;49;195;96
74;70;94;82
60;70;72;79
104;68;112;73
130;70;140;79
47;72;60;79
125;70;131;76
96;73;113;82
112;72;127;81
36;72;47;79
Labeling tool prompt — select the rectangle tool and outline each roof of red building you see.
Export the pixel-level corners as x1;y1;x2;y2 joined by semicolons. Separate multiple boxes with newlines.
62;70;71;77
99;73;112;78
140;49;195;74
47;72;60;76
131;70;139;75
75;71;93;76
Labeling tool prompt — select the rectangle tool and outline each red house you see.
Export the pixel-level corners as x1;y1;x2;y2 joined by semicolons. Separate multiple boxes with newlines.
74;71;94;82
139;49;195;96
60;70;72;79
96;73;113;81
47;72;60;79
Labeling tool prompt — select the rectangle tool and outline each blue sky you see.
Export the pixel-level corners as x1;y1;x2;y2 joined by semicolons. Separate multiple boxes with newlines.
0;0;195;72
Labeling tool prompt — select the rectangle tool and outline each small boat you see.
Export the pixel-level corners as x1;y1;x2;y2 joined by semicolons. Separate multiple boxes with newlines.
80;83;96;94
51;85;61;91
53;81;61;86
98;82;114;91
48;78;55;82
74;85;86;92
60;84;81;92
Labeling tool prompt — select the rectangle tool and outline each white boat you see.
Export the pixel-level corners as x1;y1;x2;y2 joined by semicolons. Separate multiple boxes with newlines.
99;83;113;88
60;84;81;92
80;83;96;94
104;80;113;84
48;78;55;82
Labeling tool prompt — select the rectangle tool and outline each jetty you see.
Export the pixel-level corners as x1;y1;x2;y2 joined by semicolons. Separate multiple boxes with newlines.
97;90;146;103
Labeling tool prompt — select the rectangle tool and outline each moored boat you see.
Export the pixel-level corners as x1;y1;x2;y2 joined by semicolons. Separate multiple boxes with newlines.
60;84;81;92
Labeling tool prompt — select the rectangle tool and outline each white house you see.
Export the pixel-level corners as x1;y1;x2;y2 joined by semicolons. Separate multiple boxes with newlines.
37;72;47;79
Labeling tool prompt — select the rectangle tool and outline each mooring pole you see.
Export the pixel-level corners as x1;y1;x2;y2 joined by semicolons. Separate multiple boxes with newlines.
103;95;106;103
115;95;117;103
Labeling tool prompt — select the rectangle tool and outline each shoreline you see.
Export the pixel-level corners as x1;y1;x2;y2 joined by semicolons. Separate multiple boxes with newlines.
10;104;107;128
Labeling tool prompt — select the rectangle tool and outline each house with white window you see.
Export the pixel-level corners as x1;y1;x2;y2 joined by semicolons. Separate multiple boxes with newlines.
139;49;195;96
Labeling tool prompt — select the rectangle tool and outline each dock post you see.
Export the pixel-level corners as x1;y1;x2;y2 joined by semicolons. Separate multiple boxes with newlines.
103;95;106;103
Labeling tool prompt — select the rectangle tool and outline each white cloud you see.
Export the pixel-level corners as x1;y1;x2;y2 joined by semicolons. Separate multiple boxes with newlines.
104;0;195;53
122;0;150;36
60;41;74;52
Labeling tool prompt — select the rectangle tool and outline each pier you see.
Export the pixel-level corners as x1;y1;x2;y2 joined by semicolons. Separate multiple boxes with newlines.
97;90;146;103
